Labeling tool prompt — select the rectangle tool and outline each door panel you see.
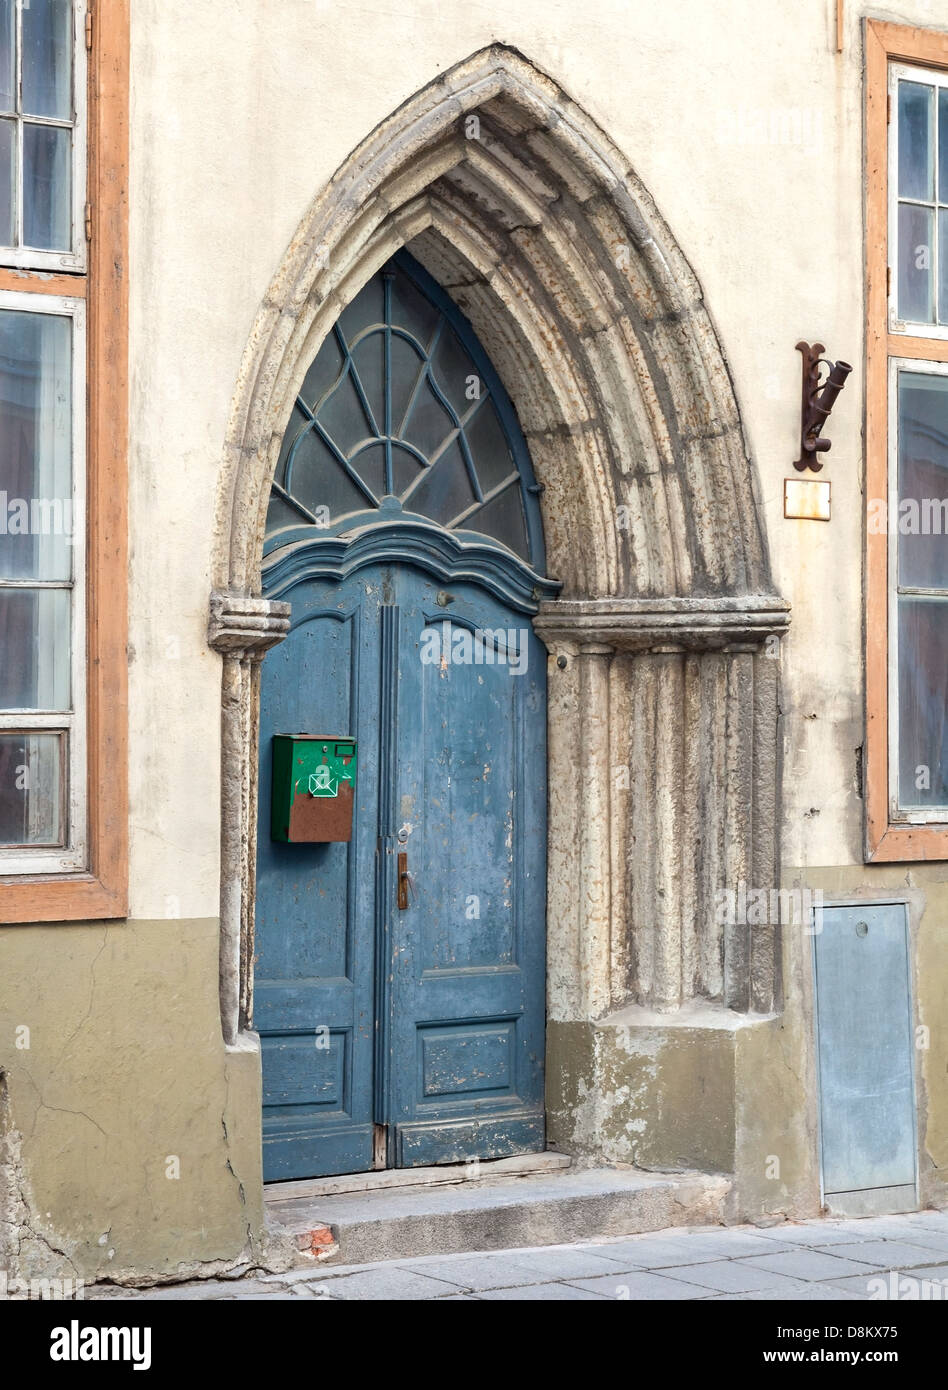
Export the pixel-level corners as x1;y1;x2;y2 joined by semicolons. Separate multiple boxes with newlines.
814;903;917;1214
389;570;547;1166
256;571;386;1180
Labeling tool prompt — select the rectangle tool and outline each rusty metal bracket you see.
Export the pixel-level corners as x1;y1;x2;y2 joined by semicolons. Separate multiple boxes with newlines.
794;341;852;472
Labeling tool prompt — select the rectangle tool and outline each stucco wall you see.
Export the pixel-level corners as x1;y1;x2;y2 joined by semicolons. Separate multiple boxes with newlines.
2;0;947;1278
0;920;262;1281
121;0;942;897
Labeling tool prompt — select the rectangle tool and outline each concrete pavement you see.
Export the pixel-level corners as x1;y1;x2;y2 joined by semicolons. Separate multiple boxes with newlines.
85;1209;948;1301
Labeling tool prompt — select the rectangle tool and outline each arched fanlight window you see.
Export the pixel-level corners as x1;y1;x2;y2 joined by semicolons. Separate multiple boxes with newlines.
265;251;546;571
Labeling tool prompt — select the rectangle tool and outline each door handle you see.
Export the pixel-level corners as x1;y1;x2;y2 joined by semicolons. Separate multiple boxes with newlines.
397;851;415;910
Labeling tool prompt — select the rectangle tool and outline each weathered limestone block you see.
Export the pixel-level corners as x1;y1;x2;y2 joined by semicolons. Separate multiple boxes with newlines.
536;597;790;1021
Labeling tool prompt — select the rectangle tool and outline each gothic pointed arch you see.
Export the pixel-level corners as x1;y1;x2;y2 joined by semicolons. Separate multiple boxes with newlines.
209;46;790;1050
214;46;775;603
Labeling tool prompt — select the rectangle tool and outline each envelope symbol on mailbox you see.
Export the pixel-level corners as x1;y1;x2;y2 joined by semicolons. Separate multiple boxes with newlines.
309;765;337;797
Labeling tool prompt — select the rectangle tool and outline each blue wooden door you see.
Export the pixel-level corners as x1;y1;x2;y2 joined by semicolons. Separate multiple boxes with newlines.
255;250;557;1181
386;568;548;1165
256;559;548;1178
255;566;387;1180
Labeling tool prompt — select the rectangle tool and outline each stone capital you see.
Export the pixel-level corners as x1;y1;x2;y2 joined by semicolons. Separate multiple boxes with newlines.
207;590;291;659
533;594;791;653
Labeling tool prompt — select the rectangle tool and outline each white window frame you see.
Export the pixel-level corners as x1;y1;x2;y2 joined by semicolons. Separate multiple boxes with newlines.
888;60;948;341
886;354;948;824
1;0;87;272
0;288;86;873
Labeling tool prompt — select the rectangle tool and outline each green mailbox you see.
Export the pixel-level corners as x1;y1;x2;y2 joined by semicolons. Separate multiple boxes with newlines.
271;734;357;843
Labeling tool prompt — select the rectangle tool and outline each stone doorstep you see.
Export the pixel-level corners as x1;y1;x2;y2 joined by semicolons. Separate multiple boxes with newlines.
267;1164;731;1267
268;1152;573;1262
264;1150;573;1204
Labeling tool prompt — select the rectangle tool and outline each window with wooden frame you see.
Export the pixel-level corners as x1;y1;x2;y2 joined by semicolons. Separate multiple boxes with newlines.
867;21;948;860
0;0;126;920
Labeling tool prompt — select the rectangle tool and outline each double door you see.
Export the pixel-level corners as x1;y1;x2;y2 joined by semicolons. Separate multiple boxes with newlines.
255;559;547;1180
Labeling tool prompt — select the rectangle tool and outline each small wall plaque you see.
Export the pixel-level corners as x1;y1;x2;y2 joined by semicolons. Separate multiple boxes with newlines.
784;477;831;522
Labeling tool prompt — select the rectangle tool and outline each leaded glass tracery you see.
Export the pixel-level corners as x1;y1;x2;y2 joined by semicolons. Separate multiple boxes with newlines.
266;251;544;569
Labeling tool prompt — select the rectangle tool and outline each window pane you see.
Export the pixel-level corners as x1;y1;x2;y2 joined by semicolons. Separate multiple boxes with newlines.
0;587;71;708
898;597;948;808
0;730;63;844
940;209;948;325
299;334;344;414
0;0;14;114
403;377;454;458
405;439;476;524
0;116;13;245
898;202;934;323
464;399;517;495
390;273;439;350
465;483;529;560
940;89;948;204
390;333;423;436
430;325;478;419
21;0;72;120
23;122;71;250
317;370;373;459
898;81;934;201
280;423;368;520
350;332;384;435
897;372;948;590
338;274;384;342
349;439;386;499
0;308;73;580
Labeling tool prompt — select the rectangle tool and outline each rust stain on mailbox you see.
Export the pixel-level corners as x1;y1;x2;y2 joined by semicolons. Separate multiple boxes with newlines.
271;734;357;843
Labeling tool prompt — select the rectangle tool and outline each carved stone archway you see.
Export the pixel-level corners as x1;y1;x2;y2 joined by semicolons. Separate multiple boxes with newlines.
209;46;789;1176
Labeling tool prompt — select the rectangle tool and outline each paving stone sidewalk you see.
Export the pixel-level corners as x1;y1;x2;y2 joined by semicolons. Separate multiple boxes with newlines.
85;1210;948;1301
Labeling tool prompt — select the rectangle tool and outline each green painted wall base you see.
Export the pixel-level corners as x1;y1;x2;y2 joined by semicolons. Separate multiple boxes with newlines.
4;866;945;1283
0;918;264;1284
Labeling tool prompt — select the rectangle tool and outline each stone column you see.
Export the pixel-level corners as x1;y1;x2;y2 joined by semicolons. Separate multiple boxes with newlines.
534;595;791;1019
576;643;614;1020
538;595;793;1189
208;591;290;1045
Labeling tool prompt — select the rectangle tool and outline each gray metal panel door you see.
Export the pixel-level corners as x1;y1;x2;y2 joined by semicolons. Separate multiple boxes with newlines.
814;903;916;1199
